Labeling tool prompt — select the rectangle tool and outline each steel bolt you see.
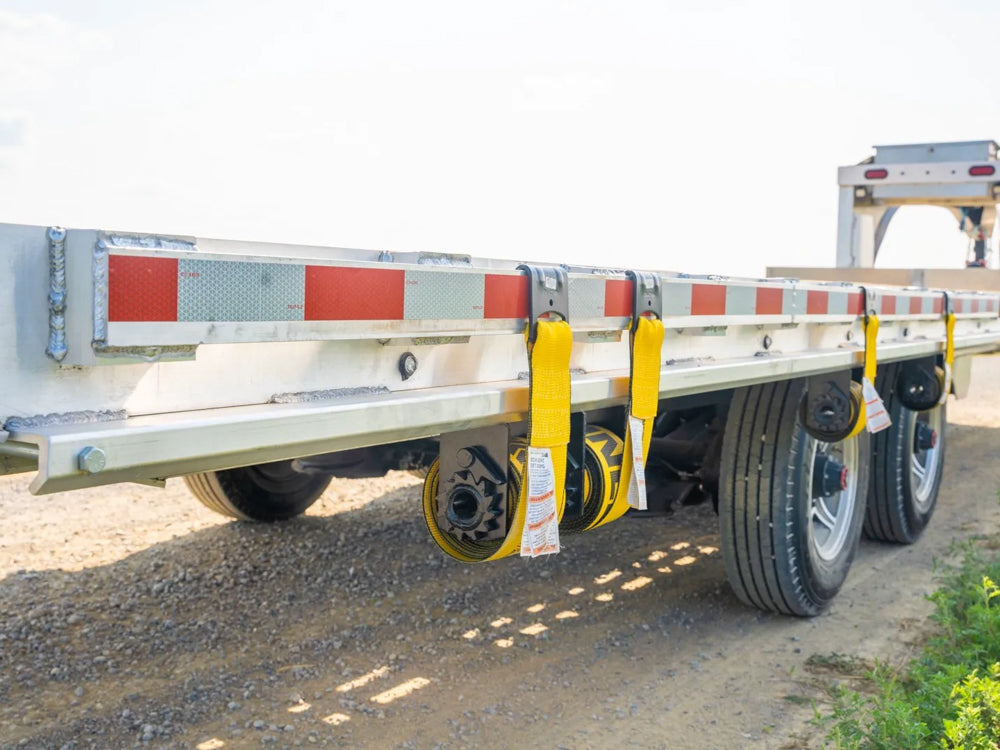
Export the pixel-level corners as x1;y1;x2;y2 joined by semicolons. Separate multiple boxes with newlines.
77;446;107;474
47;226;67;243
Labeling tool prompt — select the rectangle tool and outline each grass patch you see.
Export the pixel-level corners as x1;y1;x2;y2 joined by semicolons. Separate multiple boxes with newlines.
815;540;1000;748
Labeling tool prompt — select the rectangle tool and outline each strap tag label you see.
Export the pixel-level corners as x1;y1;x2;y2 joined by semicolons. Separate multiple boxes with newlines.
627;415;648;510
520;447;561;557
862;377;892;434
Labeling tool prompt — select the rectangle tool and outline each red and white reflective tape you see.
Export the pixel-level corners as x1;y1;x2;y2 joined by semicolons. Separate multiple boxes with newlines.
103;252;999;327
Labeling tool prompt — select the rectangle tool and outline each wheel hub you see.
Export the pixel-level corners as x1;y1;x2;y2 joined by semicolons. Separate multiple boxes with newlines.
812;454;849;498
914;423;937;452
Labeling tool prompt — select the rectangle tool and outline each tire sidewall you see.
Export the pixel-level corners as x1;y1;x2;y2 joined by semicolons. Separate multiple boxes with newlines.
865;360;947;543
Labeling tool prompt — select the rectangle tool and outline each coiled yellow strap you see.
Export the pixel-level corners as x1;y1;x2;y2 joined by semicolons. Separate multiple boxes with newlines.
587;315;665;529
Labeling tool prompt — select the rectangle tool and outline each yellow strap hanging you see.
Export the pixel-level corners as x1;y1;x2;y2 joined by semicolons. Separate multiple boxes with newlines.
863;313;879;384
944;311;956;367
846;312;879;439
492;318;572;559
937;310;956;406
587;314;664;529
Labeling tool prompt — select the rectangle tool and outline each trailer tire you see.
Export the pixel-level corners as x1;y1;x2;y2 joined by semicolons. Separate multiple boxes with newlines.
184;461;331;522
864;363;946;544
719;378;870;616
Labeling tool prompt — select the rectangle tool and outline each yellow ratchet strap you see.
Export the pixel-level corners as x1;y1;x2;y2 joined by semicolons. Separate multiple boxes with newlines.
847;310;884;439
495;318;572;558
588;313;665;529
938;310;956;406
945;311;956;366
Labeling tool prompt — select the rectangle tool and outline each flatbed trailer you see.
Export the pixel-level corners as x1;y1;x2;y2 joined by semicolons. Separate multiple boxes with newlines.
4;140;1000;616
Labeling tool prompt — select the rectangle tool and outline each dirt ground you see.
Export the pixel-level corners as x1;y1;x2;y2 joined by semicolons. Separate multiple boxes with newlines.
3;357;1000;750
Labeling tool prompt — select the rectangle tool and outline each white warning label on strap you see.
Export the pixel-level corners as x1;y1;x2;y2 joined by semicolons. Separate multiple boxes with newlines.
627;415;648;510
862;377;892;434
520;447;561;557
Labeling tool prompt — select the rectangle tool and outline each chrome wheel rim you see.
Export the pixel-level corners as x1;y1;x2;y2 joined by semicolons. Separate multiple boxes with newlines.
809;437;859;562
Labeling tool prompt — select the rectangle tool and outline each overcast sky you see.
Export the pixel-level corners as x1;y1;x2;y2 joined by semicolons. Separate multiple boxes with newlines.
1;0;998;276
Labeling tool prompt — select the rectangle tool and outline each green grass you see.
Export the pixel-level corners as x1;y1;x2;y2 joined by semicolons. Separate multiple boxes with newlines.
814;540;1000;748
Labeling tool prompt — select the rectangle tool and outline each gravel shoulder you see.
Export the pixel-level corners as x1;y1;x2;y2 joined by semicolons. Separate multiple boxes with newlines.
3;357;1000;750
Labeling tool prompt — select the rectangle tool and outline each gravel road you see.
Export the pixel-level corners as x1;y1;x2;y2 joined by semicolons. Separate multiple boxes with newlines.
3;357;1000;750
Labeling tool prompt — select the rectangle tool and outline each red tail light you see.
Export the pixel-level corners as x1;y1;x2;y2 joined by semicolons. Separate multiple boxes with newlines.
969;165;996;177
864;168;888;179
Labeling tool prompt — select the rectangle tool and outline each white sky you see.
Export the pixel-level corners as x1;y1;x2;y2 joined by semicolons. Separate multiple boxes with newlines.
1;0;998;276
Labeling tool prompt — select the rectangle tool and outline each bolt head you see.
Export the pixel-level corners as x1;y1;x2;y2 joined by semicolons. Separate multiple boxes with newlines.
47;226;67;242
398;352;418;381
77;446;106;474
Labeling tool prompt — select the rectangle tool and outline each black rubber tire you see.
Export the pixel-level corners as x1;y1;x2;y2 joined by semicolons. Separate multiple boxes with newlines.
719;378;871;616
864;362;947;544
184;461;331;522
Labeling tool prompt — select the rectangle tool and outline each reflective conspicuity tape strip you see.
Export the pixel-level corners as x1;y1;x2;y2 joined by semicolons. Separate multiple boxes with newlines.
949;293;1000;316
109;253;537;323
108;256;179;322
106;251;995;330
304;266;405;320
179;259;306;322
105;255;801;327
756;287;784;314
604;279;633;317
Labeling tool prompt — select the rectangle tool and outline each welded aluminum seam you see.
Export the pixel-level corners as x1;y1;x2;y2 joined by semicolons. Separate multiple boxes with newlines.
44;227;68;361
